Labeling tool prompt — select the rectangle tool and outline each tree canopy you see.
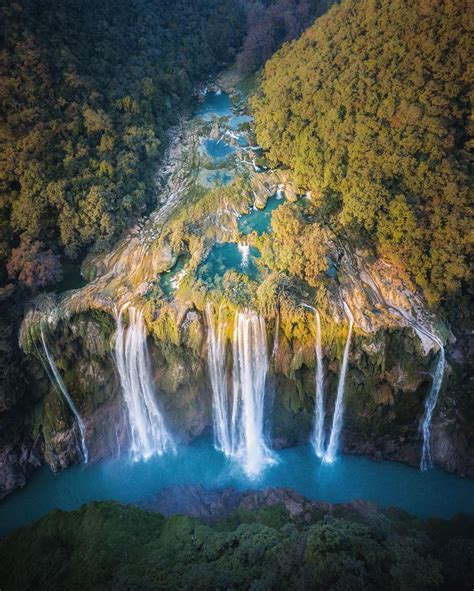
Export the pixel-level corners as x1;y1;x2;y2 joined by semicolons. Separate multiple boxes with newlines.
252;0;472;306
1;499;473;590
0;0;244;286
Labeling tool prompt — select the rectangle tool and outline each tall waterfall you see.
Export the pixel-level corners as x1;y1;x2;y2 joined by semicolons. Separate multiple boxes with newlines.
231;311;275;478
114;306;174;460
40;329;89;463
206;303;231;455
324;303;354;464
312;310;326;458
420;343;445;471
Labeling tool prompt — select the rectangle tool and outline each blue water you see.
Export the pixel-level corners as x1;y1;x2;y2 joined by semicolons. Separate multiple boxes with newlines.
197;243;260;283
159;255;190;296
326;258;338;279
229;113;252;130
238;194;283;236
203;138;236;161
199;169;235;187
1;439;473;537
195;92;232;120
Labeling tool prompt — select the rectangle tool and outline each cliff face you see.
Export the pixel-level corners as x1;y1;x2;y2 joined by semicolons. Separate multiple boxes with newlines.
2;258;470;501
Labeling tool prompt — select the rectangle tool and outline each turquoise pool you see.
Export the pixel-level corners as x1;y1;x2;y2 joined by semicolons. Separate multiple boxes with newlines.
1;438;473;537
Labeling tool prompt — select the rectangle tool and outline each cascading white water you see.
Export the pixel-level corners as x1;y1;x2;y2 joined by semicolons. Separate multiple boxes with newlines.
40;328;89;463
231;311;275;478
114;306;174;460
302;304;326;458
238;243;250;268
420;344;445;471
324;303;354;464
205;303;232;455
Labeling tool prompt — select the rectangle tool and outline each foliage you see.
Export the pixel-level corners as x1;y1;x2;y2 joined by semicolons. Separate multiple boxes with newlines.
257;202;330;286
7;238;62;291
0;499;473;590
252;0;472;306
0;0;245;285
237;0;334;73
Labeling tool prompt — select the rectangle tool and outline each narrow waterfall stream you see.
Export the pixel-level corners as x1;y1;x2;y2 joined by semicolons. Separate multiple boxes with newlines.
302;304;326;458
231;311;275;477
40;329;89;463
114;306;174;460
206;303;231;455
324;303;354;464
420;345;445;471
388;306;446;471
360;270;445;470
272;312;280;359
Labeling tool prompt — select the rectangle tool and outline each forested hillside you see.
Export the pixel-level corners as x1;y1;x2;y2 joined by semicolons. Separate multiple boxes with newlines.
237;0;334;73
252;0;472;308
0;0;244;289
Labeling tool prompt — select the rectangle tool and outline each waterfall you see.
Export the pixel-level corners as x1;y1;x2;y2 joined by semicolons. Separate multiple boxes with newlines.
114;306;174;460
420;344;445;471
238;242;250;268
390;306;445;470
360;270;446;471
205;303;232;455
231;311;275;478
272;313;280;359
302;304;326;458
324;303;354;464
40;329;89;463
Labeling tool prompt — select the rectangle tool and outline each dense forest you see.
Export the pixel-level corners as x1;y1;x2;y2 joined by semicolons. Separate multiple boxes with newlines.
237;0;334;73
1;499;473;590
0;0;244;290
252;0;472;308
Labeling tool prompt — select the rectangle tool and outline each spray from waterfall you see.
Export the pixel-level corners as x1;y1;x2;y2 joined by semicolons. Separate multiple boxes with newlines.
206;303;231;455
302;304;326;458
114;306;174;460
324;303;353;464
231;311;275;478
40;328;89;463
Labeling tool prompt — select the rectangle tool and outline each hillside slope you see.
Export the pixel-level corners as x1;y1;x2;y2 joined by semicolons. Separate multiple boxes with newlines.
252;0;472;307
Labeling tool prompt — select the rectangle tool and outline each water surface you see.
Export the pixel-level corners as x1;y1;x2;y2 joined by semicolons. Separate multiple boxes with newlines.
160;254;190;296
238;194;283;235
202;138;236;161
1;439;473;537
195;92;232;120
198;243;260;282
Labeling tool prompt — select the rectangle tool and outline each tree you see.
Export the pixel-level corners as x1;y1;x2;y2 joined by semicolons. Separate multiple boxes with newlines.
7;238;62;291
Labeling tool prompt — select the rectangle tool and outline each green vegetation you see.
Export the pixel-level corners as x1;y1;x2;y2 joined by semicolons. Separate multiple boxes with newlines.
252;0;471;307
1;499;473;590
0;0;244;289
